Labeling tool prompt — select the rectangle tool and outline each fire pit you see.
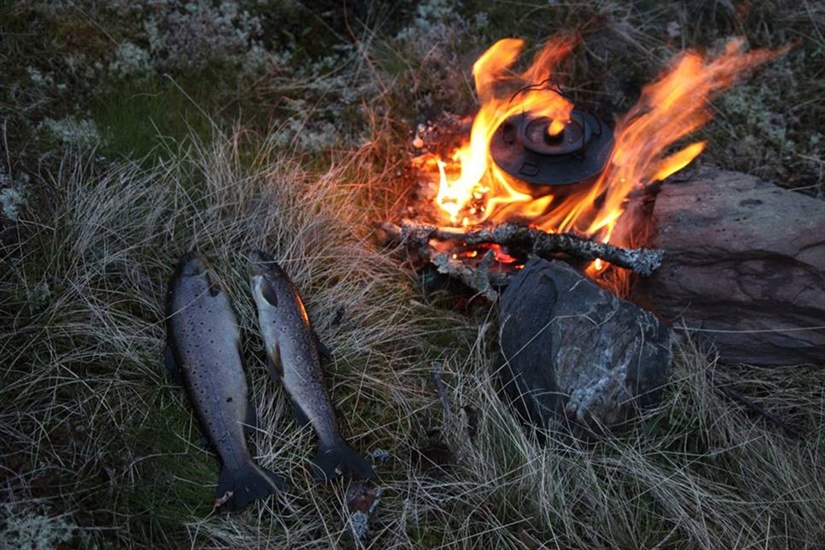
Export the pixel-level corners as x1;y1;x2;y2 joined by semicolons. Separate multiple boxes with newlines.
395;35;785;279
378;35;815;435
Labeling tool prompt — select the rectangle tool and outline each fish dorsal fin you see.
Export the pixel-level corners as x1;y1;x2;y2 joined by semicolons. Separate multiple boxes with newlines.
313;330;333;363
266;346;284;380
244;404;259;435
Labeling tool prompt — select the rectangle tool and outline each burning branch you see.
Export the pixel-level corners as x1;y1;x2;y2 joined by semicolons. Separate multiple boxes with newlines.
381;220;664;276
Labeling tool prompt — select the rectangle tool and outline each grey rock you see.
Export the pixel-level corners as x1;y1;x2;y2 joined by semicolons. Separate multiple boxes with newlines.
632;168;825;366
499;257;672;434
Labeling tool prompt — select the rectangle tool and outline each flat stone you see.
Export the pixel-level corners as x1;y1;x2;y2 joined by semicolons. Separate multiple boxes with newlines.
499;257;672;434
632;168;825;366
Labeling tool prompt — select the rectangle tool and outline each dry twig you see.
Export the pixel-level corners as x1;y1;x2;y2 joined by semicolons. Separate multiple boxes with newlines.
432;361;454;423
381;220;664;276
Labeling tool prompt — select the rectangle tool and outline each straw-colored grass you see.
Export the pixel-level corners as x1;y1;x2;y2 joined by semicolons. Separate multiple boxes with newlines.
2;130;824;548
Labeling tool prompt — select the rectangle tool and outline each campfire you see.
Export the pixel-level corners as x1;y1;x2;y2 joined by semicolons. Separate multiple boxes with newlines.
378;35;817;435
384;35;786;293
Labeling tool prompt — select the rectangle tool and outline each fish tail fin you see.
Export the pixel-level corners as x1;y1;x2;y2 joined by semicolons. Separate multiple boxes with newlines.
216;460;286;512
311;441;376;482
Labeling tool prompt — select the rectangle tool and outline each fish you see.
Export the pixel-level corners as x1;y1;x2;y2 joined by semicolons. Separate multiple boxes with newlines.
247;250;376;481
166;251;285;512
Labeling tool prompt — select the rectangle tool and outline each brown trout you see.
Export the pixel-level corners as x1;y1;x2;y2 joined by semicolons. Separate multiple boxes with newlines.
248;250;375;481
166;251;285;511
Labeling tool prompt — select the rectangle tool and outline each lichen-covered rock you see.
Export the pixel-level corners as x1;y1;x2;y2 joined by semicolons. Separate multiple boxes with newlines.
499;258;672;434
633;168;825;366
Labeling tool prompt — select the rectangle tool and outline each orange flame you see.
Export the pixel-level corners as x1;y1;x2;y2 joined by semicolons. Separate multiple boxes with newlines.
432;37;786;253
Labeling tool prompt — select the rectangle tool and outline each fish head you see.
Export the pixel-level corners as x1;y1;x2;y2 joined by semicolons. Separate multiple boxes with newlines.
247;250;282;274
247;250;286;307
175;252;223;296
178;251;209;277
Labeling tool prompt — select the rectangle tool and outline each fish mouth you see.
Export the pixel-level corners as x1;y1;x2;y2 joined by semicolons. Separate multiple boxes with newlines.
247;249;277;275
179;251;209;277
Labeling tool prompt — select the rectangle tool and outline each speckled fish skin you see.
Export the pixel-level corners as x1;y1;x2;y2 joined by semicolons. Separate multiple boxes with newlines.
248;250;375;481
166;251;285;512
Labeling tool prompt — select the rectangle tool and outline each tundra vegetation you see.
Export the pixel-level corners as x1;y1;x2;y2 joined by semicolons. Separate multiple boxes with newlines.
1;1;823;548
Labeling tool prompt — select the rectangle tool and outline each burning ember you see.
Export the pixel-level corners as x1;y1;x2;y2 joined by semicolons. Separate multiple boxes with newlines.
424;36;786;267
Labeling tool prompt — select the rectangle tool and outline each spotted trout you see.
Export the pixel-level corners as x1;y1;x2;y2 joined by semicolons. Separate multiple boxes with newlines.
166;251;285;512
248;250;375;481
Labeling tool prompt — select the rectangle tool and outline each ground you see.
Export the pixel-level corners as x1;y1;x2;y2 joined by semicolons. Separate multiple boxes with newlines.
1;1;823;548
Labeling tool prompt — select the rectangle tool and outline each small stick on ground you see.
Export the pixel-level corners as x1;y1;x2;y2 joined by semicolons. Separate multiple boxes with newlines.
432;361;454;423
711;377;802;438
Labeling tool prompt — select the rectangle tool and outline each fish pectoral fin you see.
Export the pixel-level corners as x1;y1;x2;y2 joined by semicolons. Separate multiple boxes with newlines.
266;358;278;381
205;270;222;297
290;398;312;428
264;341;285;380
162;345;182;384
266;349;284;381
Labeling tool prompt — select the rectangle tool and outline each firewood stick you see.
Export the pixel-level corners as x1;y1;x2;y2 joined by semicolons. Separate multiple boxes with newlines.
430;249;506;300
380;220;665;276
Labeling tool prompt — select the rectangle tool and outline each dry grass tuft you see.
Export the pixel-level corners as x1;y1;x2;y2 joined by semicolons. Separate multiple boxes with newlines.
0;131;476;547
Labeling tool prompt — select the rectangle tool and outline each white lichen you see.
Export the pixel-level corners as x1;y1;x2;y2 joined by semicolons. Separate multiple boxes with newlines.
145;0;263;71
395;0;466;54
348;486;382;542
108;42;153;80
369;449;392;463
0;503;77;550
41;117;101;149
26;66;53;88
28;281;52;307
0;167;27;221
0;187;25;221
270;118;343;153
391;0;488;113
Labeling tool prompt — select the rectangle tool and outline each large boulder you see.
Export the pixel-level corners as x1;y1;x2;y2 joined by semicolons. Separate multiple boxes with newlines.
499;257;672;434
633;168;825;366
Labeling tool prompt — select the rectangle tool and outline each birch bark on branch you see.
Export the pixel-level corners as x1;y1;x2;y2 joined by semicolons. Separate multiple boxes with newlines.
380;220;664;276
